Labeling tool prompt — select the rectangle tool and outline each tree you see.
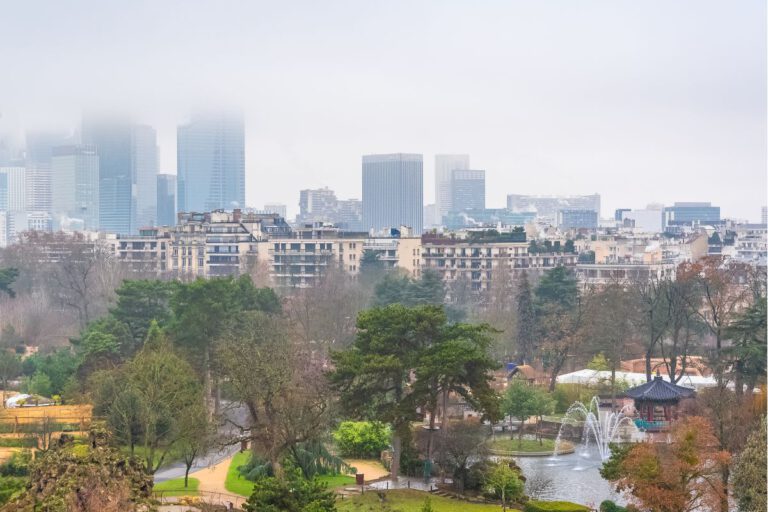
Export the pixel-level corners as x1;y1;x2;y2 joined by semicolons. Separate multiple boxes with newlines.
92;322;206;473
732;418;767;512
485;462;525;511
243;469;336;512
329;304;445;478
170;276;280;412
604;416;730;512
434;421;488;493
177;400;214;488
515;271;536;364
111;279;176;346
216;311;330;477
0;268;18;298
660;278;701;384
359;249;387;288
502;381;538;446
584;282;635;407
724;297;767;395
630;275;671;382
373;269;445;308
535;266;584;391
0;350;21;408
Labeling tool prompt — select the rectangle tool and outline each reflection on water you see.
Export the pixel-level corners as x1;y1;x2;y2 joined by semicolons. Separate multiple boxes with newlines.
512;445;627;508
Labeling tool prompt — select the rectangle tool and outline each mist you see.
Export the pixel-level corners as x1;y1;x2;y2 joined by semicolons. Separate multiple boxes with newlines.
1;0;765;220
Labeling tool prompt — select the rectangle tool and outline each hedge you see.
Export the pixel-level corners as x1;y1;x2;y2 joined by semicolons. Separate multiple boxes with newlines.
524;500;591;512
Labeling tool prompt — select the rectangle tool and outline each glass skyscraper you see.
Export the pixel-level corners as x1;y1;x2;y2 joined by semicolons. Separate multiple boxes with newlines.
177;111;245;213
50;145;100;231
362;153;423;235
156;173;177;227
81;114;134;234
132;125;159;228
451;169;485;212
434;154;469;220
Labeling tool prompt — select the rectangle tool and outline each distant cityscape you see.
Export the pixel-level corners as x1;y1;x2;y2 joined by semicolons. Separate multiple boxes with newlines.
0;111;766;287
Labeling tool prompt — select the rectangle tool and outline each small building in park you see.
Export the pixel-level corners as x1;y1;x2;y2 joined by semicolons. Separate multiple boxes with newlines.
625;374;696;432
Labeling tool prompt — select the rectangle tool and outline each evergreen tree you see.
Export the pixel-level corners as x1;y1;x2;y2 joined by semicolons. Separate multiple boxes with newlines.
732;418;767;512
515;272;535;364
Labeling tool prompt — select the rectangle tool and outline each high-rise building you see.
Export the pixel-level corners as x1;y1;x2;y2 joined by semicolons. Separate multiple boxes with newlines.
507;194;601;223
81;114;134;234
336;199;363;231
451;169;485;212
25;131;69;213
362;153;423;234
435;154;470;221
557;209;598;230
614;208;631;221
51;145;100;230
177;111;245;213
298;188;338;224
156;174;177;227
132;125;159;228
663;202;721;227
264;203;287;219
761;206;767;225
0;167;26;211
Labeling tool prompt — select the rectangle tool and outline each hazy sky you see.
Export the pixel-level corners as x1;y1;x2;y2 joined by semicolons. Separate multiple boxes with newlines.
2;0;766;220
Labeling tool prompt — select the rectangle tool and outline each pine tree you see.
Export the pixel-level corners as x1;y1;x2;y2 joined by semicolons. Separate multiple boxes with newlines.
515;272;535;364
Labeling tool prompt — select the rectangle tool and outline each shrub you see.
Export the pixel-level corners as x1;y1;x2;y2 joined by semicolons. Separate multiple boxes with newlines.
0;476;26;505
243;469;336;512
599;501;629;512
523;500;590;512
332;421;390;459
0;451;31;477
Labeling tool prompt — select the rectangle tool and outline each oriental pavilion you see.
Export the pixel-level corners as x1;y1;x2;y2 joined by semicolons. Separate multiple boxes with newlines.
625;374;696;432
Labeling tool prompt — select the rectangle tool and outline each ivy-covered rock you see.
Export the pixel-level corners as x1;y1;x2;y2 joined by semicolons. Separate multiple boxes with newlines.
1;428;154;512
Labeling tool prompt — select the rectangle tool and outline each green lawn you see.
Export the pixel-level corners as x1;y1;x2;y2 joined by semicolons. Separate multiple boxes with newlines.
488;437;558;453
152;477;200;497
224;451;357;496
225;451;255;496
337;489;517;511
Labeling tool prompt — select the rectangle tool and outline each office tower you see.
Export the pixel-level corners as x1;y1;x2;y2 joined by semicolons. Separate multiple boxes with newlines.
0;167;26;211
156;173;177;227
264;203;287;219
336;199;363;231
132;125;159;228
435;154;470;221
51;145;100;230
298;188;338;223
663;202;721;227
81;114;133;234
177;111;245;213
507;194;601;222
557;209;598;230
761;206;767;225
623;207;664;233
25;131;69;213
424;204;438;228
614;208;631;221
362;153;423;235
451;169;485;212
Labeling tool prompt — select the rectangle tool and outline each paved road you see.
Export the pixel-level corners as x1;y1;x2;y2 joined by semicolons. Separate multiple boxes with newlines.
154;401;247;483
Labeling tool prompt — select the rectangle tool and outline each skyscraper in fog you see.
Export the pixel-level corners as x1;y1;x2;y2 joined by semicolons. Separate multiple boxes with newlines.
25;131;69;213
51;145;99;230
156;173;177;227
132;125;159;228
177;111;245;213
435;154;470;221
0;167;26;211
81;114;134;234
362;153;423;234
451;169;485;212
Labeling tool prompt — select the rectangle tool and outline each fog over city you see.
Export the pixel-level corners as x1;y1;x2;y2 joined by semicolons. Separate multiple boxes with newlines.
1;0;765;220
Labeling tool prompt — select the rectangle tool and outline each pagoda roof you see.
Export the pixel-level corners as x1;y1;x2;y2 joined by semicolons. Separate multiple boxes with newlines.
624;375;696;402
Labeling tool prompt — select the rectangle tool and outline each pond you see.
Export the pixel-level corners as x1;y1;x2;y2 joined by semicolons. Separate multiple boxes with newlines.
512;446;627;509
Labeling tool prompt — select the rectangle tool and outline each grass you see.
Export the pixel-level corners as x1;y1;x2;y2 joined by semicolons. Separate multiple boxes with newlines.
337;489;518;511
153;477;200;497
225;451;255;496
489;437;557;453
224;451;358;496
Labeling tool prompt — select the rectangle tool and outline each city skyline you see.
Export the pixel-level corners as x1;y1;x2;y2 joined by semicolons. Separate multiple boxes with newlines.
0;1;764;221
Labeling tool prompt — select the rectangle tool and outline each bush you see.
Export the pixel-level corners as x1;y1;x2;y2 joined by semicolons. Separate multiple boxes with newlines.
599;501;629;512
333;421;390;459
0;476;26;505
524;500;590;512
0;451;31;477
243;469;336;512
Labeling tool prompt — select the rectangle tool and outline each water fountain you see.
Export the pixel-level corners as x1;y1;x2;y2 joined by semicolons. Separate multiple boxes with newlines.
552;397;640;461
